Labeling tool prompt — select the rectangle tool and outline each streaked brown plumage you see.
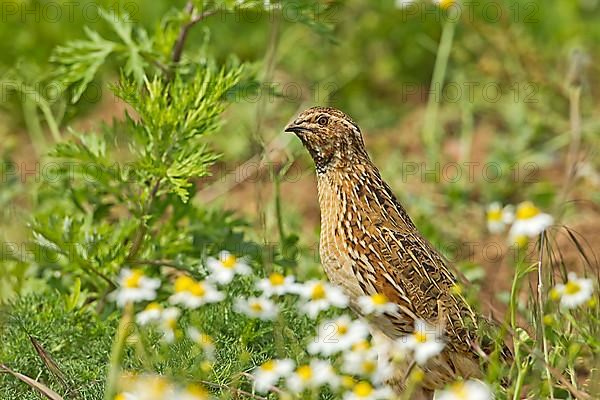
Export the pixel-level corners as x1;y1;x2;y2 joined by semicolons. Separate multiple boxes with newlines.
286;106;483;393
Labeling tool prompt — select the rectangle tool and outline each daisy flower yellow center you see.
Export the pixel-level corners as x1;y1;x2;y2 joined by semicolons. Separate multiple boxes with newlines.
336;323;349;335
165;317;177;330
450;381;468;398
190;282;206;297
514;234;528;248
297;365;313;381
221;254;237;269
437;0;456;9
145;302;162;311
342;375;355;389
200;360;213;372
353;381;373;397
114;394;126;400
414;331;428;343
174;276;196;292
487;208;502;222
186;384;208;397
269;272;285;286
311;283;326;300
371;293;388;305
352;340;371;352
124;270;144;288
250;302;264;313
564;281;581;295
149;377;169;393
362;360;376;374
516;201;540;220
411;367;425;382
549;288;561;301
197;334;213;346
261;360;275;371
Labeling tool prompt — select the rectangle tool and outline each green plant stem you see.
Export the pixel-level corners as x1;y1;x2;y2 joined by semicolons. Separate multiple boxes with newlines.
273;307;286;360
509;260;522;330
22;96;46;156
422;19;456;164
103;304;133;400
536;232;554;399
273;169;286;245
126;178;161;262
512;359;529;400
567;358;578;393
253;12;281;239
399;364;420;400
38;97;62;143
170;2;217;68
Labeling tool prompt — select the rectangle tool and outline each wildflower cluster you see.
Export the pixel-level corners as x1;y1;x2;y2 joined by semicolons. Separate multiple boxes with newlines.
550;272;595;310
109;249;494;399
115;375;210;400
486;201;553;247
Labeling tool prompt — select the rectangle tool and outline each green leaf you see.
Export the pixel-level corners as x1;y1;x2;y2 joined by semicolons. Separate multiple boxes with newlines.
51;8;153;103
99;8;150;85
50;27;116;103
64;278;81;312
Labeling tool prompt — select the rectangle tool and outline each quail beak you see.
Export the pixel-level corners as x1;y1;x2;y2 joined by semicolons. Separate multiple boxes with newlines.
284;122;305;135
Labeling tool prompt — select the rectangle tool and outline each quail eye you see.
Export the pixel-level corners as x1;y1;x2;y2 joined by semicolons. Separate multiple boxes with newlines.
317;116;329;126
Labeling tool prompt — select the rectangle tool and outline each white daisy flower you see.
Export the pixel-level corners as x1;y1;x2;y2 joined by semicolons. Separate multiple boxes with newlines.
508;201;553;245
169;275;224;309
343;381;394;400
115;375;176;400
551;272;594;309
256;272;298;296
486;202;514;234
206;251;251;285
286;359;340;392
112;269;161;307
308;315;370;356
397;319;445;365
177;385;210;400
252;359;295;393
135;303;180;343
297;280;349;318
234;297;279;320
114;394;136;400
187;328;216;359
136;302;163;325
342;340;392;383
501;204;515;224
435;379;493;400
358;293;398;315
158;307;181;343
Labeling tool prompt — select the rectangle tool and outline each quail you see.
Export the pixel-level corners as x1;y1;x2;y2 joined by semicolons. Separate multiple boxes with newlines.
285;107;485;393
